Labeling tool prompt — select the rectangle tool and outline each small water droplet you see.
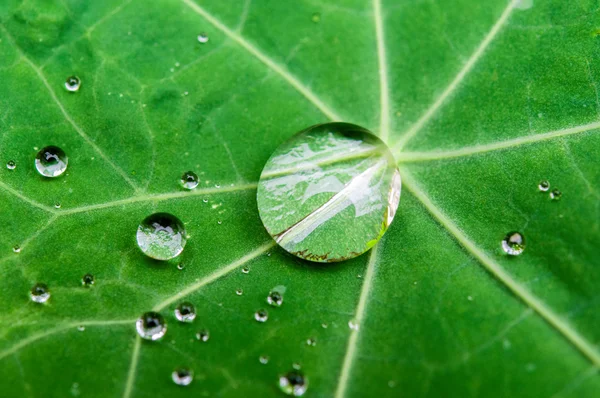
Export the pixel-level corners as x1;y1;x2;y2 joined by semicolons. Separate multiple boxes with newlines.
217;220;222;225
77;325;85;331
172;368;193;386
538;180;549;192
267;291;283;307
180;171;199;190
267;252;272;257
195;329;210;342
501;232;525;256
13;245;21;253
6;160;16;170
235;289;243;296
254;309;268;323
311;13;321;23
30;283;50;303
136;311;167;340
197;33;209;43
279;370;308;396
259;355;269;364
550;189;562;201
388;380;396;388
306;338;316;346
136;213;186;261
177;263;185;270
81;273;95;286
203;198;208;203
242;267;250;274
503;339;511;350
54;202;61;209
321;323;328;329
348;320;359;330
292;363;301;370
175;302;196;323
35;146;68;177
467;295;473;301
65;76;81;92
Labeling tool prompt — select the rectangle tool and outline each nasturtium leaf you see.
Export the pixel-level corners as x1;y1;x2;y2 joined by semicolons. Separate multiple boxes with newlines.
1;0;599;397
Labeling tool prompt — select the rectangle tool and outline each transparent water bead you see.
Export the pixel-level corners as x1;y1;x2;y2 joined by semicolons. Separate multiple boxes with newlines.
81;273;95;286
259;355;269;364
35;146;68;177
174;302;196;323
136;213;186;260
538;180;549;192
172;368;193;386
550;189;562;201
195;329;210;342
267;290;283;307
136;311;167;340
6;160;16;170
180;171;199;190
279;370;308;396
197;33;209;43
65;76;81;92
30;283;50;303
255;309;268;323
501;232;526;256
257;123;401;262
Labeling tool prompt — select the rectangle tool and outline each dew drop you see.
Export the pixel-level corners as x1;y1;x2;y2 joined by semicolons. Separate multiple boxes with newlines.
257;123;401;262
267;290;283;307
306;338;316;347
81;273;95;286
177;263;185;270
311;13;321;23
13;245;21;254
35;146;68;177
242;266;250;274
279;370;308;396
174;302;196;323
197;33;209;43
65;76;81;92
30;283;50;303
259;355;269;364
538;180;549;192
235;289;243;296
136;311;167;340
136;213;186;261
195;329;210;342
254;309;268;323
348;319;359;330
501;232;525;256
321;323;328;329
54;202;61;209
292;363;302;370
77;325;85;332
550;189;562;201
180;171;199;190
172;368;193;386
202;198;208;203
6;160;16;170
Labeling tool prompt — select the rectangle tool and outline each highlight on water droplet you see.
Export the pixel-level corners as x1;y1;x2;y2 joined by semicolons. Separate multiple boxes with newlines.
267;290;283;307
172;368;193;386
242;266;250;274
279;370;308;396
81;273;95;286
177;263;185;270
259;355;269;364
54;202;61;209
30;283;50;303
550;189;562;201
538;180;549;192
197;33;209;43
6;160;16;170
235;289;243;296
254;309;268;323
13;245;21;254
501;232;525;256
180;171;199;190
35;146;68;177
77;325;85;332
195;329;210;342
174;302;196;323
65;76;81;92
257;123;401;262
136;311;167;340
136;213;187;261
306;338;316;347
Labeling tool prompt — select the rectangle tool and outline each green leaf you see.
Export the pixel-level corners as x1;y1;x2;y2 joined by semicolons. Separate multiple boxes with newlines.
1;0;599;397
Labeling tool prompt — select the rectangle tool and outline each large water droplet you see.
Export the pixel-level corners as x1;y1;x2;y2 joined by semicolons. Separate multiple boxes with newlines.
257;123;401;262
171;368;193;386
81;273;95;286
180;171;199;190
35;146;68;177
267;290;283;307
501;232;525;256
550;189;562;201
6;160;16;170
136;213;186;261
195;329;210;342
279;370;308;396
65;76;81;92
254;309;268;323
174;302;196;323
30;283;50;303
197;33;209;43
538;180;549;192
136;311;167;340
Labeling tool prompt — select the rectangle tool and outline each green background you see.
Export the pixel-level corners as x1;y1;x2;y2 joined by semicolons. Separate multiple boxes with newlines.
0;0;599;397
